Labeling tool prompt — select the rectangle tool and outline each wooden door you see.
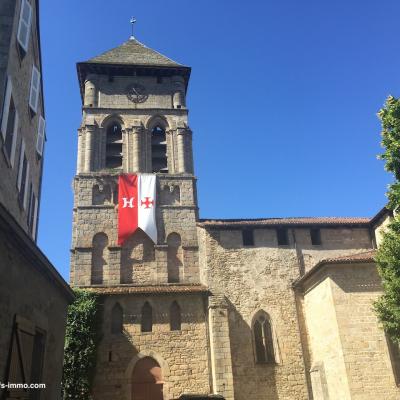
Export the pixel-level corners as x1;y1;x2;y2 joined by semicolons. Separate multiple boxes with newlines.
132;357;163;400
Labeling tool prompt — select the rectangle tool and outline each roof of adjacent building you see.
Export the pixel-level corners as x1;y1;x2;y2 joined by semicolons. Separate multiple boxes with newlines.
77;284;209;295
197;216;371;229
315;250;377;265
293;250;376;288
85;38;185;67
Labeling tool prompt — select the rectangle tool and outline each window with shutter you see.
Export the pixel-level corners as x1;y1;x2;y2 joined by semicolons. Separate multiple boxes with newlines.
3;99;19;167
27;183;35;231
23;162;30;209
17;140;26;191
18;153;29;209
1;76;12;141
32;197;38;241
29;66;41;113
36;116;45;156
17;0;33;52
10;110;19;167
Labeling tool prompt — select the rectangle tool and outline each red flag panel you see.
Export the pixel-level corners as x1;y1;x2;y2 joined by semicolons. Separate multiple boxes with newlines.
118;174;138;246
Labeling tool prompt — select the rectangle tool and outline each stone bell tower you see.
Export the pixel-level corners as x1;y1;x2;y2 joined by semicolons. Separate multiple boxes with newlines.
70;36;212;400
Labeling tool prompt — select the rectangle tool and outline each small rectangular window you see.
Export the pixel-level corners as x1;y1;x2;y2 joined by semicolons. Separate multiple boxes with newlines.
17;0;32;52
277;228;289;246
242;229;254;246
29;66;41;113
310;228;322;245
36;116;45;156
1;76;12;140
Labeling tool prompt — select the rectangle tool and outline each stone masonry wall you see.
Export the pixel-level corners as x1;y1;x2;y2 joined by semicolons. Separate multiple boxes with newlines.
330;264;399;399
0;0;44;236
302;275;351;399
198;225;374;400
0;224;70;400
198;227;309;400
92;293;210;400
71;174;200;286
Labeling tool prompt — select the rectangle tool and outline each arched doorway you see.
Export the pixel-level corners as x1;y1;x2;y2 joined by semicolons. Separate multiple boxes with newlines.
132;357;163;400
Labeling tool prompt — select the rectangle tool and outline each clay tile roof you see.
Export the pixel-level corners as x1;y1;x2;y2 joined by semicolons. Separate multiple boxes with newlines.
85;38;184;67
293;250;376;288
318;250;377;265
75;284;209;295
197;217;370;228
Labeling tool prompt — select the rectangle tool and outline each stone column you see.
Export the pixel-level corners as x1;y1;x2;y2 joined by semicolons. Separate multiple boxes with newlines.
208;294;234;400
123;128;130;172
84;75;97;107
177;127;187;173
84;125;95;172
172;75;186;109
132;125;142;172
76;128;84;173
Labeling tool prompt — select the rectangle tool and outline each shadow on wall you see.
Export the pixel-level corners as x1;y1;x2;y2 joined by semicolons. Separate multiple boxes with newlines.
225;299;279;400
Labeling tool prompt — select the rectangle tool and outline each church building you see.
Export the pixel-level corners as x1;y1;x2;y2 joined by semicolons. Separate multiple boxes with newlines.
70;35;400;400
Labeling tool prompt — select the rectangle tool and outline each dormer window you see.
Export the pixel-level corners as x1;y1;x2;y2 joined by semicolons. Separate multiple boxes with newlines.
106;121;122;169
151;125;168;173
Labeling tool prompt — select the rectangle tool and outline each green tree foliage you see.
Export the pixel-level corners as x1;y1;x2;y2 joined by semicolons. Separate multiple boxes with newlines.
375;95;400;342
62;289;101;399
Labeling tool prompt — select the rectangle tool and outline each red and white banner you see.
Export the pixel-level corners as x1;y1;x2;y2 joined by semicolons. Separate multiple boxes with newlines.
118;174;157;245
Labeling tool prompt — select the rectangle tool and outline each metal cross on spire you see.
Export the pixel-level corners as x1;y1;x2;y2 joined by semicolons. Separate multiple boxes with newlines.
130;17;137;40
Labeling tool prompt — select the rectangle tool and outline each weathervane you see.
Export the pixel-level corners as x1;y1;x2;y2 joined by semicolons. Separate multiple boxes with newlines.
130;17;137;40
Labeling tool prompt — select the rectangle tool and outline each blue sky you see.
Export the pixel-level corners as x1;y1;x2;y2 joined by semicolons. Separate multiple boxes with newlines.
38;0;400;280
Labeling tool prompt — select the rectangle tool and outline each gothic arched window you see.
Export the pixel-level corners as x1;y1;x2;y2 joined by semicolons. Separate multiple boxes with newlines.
151;125;168;173
91;232;108;284
141;302;153;332
170;301;181;331
252;311;275;364
111;303;123;334
105;121;122;169
167;233;182;283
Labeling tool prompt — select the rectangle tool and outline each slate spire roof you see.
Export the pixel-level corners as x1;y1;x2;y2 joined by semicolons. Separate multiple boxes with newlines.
85;38;185;67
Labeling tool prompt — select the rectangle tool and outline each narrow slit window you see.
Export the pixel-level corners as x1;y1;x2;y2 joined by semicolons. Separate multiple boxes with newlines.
170;301;181;331
141;302;153;332
111;303;123;334
151;126;168;173
310;228;321;245
277;228;289;246
242;229;255;246
105;121;122;169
